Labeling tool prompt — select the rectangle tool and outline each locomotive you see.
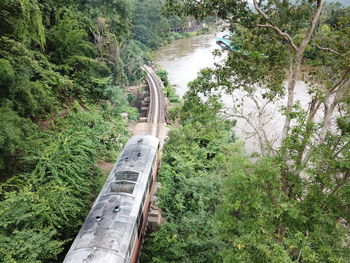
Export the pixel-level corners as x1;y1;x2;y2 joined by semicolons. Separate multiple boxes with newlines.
63;135;160;263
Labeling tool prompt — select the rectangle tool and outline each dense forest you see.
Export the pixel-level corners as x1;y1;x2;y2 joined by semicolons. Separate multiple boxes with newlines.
0;0;198;262
142;1;350;263
0;0;349;263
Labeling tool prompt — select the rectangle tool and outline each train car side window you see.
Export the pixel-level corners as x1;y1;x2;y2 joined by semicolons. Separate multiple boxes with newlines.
125;251;131;263
125;226;136;263
130;226;137;249
108;181;135;194
145;175;150;193
152;154;156;168
141;190;146;209
147;167;153;191
149;176;153;192
137;206;142;225
138;213;144;238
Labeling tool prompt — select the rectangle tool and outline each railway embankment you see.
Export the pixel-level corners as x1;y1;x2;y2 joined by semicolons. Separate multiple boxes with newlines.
128;65;169;145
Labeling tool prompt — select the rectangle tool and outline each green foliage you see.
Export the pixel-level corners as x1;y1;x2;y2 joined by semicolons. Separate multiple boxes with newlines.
168;32;186;40
0;0;45;48
0;226;63;263
164;85;181;103
0;59;15;87
64;56;112;100
156;69;181;103
156;69;170;86
0;104;129;262
142;94;237;263
0;37;70;117
79;0;134;40
133;0;195;49
120;40;148;85
162;1;350;262
144;88;350;262
216;157;289;263
0;107;35;175
133;0;169;49
48;8;95;63
0;0;200;261
216;153;350;262
102;85;139;121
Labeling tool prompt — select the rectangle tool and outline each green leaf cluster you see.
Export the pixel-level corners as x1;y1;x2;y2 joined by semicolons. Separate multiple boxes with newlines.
0;104;128;262
160;1;350;262
0;0;203;261
133;0;197;49
142;94;238;263
0;37;70;118
216;153;349;262
0;0;45;48
156;69;181;103
143;92;350;262
0;107;35;176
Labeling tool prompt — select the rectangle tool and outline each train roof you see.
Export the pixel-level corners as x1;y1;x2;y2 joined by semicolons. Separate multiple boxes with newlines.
63;135;159;263
124;134;159;148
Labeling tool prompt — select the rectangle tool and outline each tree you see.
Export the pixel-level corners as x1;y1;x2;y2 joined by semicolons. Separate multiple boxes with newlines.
0;0;45;48
142;93;236;263
0;0;145;261
133;0;169;49
164;0;350;261
48;8;94;63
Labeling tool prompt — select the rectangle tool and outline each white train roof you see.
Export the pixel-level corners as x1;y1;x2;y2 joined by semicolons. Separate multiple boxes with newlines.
64;135;159;263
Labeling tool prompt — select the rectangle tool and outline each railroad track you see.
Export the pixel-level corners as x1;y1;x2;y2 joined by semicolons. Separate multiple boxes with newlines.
141;65;165;233
141;65;165;138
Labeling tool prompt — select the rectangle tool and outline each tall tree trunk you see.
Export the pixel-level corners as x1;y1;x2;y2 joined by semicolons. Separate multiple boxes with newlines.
281;0;324;142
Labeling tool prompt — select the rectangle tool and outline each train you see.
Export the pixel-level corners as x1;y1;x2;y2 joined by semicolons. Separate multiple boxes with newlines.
63;134;160;263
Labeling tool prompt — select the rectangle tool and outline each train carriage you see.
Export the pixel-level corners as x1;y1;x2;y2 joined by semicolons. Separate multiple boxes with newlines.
64;135;160;263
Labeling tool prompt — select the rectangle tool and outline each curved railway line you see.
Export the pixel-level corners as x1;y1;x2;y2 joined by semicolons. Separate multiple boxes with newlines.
141;65;165;138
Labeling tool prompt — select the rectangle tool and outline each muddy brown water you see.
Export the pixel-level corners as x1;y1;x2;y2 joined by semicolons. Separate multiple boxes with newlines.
155;32;225;97
154;32;315;154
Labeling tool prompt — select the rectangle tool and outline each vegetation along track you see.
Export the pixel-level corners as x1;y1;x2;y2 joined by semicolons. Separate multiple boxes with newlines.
142;65;166;138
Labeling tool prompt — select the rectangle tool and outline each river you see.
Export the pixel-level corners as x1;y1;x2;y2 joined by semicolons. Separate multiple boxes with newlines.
154;32;224;97
154;32;313;154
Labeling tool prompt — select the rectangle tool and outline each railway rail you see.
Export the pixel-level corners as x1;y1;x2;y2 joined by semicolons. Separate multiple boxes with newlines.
141;65;165;138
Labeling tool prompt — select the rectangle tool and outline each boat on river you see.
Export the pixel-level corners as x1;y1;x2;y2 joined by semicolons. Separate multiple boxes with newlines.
216;33;243;53
216;33;267;58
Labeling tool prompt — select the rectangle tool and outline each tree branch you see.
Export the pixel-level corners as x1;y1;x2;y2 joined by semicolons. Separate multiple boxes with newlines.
281;52;295;143
225;93;277;155
330;172;350;196
315;44;343;57
252;0;298;51
297;0;324;56
256;24;298;51
225;110;268;155
329;67;350;94
300;83;347;168
281;0;324;143
333;141;350;159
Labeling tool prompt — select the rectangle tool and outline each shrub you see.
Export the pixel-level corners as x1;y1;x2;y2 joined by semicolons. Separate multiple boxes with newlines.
0;104;129;262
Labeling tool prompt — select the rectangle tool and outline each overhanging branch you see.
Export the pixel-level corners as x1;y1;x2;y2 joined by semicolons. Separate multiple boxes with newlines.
315;44;343;57
256;24;298;51
253;0;298;51
329;67;350;94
